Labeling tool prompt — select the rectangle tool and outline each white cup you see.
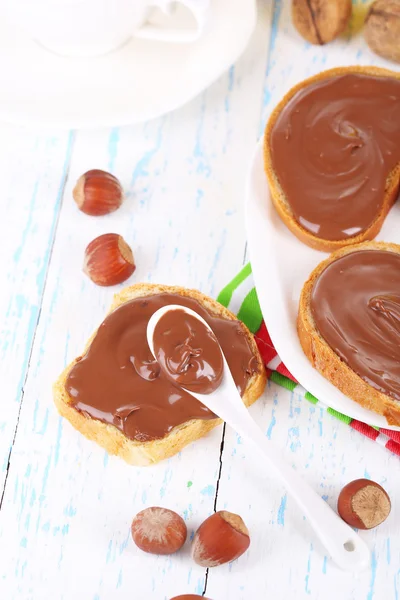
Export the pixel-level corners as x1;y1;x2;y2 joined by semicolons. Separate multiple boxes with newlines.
6;0;211;57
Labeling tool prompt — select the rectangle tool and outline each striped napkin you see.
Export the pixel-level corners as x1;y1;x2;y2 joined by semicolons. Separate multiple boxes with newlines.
218;264;400;457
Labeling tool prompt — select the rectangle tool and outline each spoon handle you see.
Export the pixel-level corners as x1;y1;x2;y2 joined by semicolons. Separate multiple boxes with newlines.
217;392;370;571
146;303;370;571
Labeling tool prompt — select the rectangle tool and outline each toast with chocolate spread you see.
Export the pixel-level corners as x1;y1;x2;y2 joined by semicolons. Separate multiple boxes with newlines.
298;242;400;426
264;66;400;252
54;284;267;465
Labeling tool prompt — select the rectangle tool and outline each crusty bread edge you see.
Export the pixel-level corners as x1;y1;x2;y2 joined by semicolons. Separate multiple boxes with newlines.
264;66;400;252
298;241;400;427
53;283;267;466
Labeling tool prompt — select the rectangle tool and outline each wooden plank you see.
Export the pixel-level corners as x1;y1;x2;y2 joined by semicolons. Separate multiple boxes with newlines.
207;1;400;598
0;126;73;496
0;12;269;596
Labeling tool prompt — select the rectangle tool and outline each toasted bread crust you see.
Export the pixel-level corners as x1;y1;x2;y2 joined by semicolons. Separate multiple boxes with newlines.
53;283;267;465
264;66;400;252
298;241;400;426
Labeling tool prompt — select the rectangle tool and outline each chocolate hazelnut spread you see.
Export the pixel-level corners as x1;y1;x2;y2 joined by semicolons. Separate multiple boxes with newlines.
153;309;224;394
270;74;400;241
311;250;400;401
65;294;258;441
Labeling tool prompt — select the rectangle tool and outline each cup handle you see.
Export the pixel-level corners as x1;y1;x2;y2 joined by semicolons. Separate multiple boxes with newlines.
134;0;210;43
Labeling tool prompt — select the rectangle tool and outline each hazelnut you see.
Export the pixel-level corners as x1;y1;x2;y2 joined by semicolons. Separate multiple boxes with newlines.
131;507;187;555
292;0;352;44
170;596;212;600
365;0;400;63
83;233;135;286
191;511;250;568
338;478;391;530
73;169;123;216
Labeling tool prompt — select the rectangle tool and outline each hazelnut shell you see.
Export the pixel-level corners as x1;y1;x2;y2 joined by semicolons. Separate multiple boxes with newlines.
73;169;123;216
170;596;212;600
83;233;135;287
337;478;391;530
131;507;187;555
191;510;250;568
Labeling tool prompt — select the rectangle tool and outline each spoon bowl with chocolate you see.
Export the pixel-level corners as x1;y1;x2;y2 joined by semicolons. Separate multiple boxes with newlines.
264;66;400;252
147;305;370;572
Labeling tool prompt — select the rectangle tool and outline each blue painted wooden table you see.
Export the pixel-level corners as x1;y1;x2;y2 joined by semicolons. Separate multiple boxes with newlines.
0;2;399;598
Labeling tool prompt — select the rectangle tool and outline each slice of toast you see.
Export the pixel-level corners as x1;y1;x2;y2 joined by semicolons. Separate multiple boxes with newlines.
53;283;267;465
298;241;400;426
264;66;400;252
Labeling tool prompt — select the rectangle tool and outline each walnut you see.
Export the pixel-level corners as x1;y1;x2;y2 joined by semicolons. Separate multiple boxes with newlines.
365;0;400;63
292;0;352;45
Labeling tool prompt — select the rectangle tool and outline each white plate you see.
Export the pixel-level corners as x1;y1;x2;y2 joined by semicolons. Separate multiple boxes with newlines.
246;141;400;431
0;0;256;129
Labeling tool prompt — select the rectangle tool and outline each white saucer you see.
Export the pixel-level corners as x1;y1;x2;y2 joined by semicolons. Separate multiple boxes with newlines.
0;0;256;129
246;141;400;432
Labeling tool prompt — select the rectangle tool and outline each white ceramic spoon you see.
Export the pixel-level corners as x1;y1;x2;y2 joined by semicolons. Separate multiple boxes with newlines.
147;305;371;572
